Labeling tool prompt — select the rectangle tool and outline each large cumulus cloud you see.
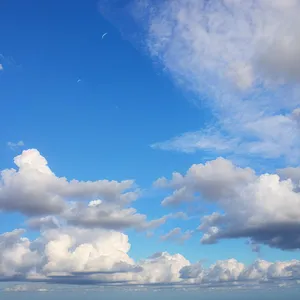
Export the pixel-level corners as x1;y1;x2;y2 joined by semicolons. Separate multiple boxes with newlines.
0;149;138;216
155;157;300;250
0;149;172;232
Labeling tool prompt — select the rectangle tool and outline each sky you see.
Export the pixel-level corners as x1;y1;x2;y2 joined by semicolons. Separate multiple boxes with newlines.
1;0;300;297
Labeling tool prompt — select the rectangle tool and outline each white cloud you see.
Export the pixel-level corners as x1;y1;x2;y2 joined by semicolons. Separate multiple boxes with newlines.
0;64;3;71
181;258;299;284
40;227;135;275
156;157;300;250
155;157;255;206
0;229;40;279
63;201;147;231
1;227;300;287
0;149;185;233
132;252;190;284
100;0;300;162
62;199;188;231
0;149;139;216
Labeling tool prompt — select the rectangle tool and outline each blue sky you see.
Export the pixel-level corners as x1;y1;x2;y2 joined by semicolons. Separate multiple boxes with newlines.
1;0;300;295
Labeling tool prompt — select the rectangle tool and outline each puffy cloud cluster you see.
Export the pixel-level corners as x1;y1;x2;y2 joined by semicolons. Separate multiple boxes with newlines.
0;149;171;232
0;229;40;279
1;227;300;286
41;227;134;275
2;149;300;288
155;157;300;250
181;258;300;284
0;227;137;282
0;149;137;216
132;252;190;284
0;227;189;284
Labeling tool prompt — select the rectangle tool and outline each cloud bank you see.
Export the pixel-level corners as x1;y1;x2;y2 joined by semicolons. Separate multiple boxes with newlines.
1;227;300;287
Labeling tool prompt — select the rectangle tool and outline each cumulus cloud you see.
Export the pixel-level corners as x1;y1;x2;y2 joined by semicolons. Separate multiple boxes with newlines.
0;149;184;234
155;157;255;206
0;229;40;279
2;227;300;287
99;0;300;163
132;252;190;284
0;149;139;216
0;228;190;284
40;227;135;275
156;157;300;250
181;258;300;284
0;227;138;283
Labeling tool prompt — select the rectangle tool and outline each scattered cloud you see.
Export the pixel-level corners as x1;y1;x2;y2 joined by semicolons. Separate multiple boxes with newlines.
160;228;193;244
0;64;3;71
7;141;24;151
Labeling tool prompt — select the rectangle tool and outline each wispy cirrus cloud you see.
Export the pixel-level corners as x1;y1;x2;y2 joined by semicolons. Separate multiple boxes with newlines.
99;0;300;164
7;140;24;151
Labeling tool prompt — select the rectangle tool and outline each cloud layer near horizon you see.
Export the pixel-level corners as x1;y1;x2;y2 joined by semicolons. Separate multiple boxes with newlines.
1;227;300;287
1;149;300;288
